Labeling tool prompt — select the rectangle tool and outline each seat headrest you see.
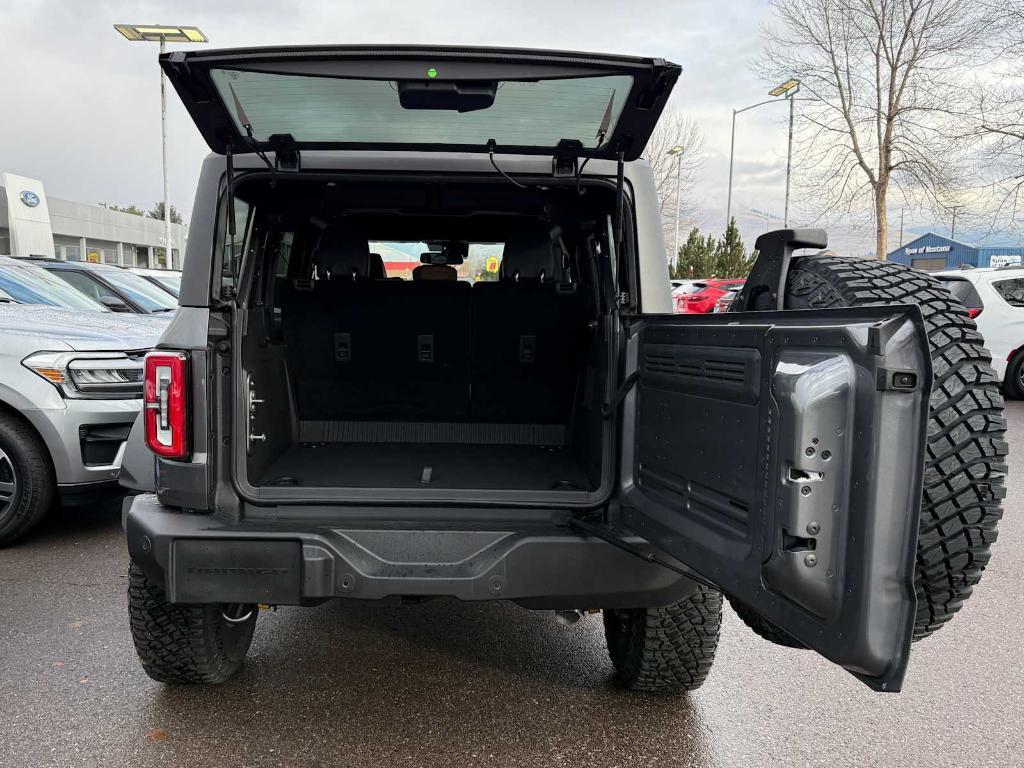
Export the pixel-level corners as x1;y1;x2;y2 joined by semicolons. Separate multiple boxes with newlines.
500;222;558;281
368;252;386;279
312;226;370;279
412;264;457;281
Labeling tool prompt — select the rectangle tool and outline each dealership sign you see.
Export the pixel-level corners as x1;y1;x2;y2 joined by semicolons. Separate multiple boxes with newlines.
19;190;40;207
905;244;951;256
990;253;1022;268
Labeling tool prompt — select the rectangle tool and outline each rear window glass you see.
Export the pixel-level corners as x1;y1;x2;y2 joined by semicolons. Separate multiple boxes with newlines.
936;277;983;309
366;242;502;282
210;70;632;150
992;277;1024;307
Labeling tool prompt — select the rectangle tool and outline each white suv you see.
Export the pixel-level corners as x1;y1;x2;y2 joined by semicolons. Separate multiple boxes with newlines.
935;267;1024;398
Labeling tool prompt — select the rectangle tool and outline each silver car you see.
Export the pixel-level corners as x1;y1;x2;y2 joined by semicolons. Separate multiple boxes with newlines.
0;259;163;545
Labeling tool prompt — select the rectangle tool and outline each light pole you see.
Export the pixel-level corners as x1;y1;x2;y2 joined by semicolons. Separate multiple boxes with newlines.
114;24;208;270
950;204;964;241
666;144;686;266
726;79;804;232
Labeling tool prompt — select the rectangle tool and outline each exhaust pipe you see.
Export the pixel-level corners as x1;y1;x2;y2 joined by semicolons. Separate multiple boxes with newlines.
555;609;587;627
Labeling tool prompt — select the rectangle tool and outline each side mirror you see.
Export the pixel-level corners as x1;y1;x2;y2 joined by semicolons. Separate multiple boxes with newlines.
99;295;131;312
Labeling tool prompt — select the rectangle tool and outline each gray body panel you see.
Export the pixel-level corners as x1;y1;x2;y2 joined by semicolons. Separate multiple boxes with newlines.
124;493;697;609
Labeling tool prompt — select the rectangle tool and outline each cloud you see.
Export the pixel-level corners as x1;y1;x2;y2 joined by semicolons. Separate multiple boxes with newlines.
0;0;873;251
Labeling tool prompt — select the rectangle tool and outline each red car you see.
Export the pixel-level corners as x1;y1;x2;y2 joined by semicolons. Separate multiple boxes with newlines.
675;278;745;314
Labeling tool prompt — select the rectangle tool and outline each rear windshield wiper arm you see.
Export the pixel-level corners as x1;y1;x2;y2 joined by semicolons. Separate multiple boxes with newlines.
228;83;275;176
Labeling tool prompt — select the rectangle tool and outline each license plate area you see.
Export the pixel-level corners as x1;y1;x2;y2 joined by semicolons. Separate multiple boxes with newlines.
170;539;302;604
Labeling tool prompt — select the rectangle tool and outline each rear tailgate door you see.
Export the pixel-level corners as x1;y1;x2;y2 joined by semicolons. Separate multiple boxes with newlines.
160;45;679;160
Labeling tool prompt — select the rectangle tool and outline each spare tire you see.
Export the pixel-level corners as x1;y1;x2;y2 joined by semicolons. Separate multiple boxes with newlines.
731;253;1008;644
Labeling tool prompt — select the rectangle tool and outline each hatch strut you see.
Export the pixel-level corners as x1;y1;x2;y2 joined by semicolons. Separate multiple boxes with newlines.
226;141;236;252
612;148;625;260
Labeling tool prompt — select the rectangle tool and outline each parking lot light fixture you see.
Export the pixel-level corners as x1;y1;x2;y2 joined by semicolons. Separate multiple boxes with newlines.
726;78;805;231
768;79;800;97
113;24;208;269
666;145;686;265
113;24;208;43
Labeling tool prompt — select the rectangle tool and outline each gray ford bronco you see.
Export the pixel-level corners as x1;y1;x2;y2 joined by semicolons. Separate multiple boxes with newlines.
121;45;1007;693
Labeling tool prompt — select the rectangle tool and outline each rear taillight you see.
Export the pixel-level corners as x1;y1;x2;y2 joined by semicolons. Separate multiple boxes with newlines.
967;307;983;319
144;352;189;459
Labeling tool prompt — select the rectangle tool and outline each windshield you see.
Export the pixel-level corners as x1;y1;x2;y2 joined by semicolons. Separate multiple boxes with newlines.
0;263;108;311
210;69;632;150
149;273;181;297
99;269;179;312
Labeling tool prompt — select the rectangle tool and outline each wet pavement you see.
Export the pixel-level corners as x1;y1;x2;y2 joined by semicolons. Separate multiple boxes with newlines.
1;402;1022;768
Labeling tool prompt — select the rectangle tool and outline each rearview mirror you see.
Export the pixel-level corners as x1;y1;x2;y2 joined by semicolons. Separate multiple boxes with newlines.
397;80;497;112
99;295;131;312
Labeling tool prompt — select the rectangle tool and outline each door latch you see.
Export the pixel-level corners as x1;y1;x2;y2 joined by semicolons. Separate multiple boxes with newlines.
247;374;266;451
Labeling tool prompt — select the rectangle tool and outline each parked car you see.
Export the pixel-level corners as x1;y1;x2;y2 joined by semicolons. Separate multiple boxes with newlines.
934;266;1024;398
120;44;1004;695
0;255;112;312
675;278;746;313
669;280;696;308
0;302;162;545
130;267;183;298
712;285;742;313
24;258;178;314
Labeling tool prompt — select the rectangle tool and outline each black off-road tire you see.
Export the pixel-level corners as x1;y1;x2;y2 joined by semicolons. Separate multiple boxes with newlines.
731;254;1007;646
1005;349;1024;400
604;586;722;693
128;562;258;684
0;410;55;547
728;599;803;648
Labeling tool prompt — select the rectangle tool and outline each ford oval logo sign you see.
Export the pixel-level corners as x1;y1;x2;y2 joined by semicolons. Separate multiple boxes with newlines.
20;190;40;208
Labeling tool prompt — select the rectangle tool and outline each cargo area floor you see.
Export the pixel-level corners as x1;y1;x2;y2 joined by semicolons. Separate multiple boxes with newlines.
256;443;593;491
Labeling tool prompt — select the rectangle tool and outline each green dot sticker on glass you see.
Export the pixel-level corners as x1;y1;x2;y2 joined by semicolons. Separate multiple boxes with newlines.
427;67;438;78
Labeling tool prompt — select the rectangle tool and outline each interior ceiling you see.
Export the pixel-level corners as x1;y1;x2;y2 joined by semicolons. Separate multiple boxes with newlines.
240;177;613;240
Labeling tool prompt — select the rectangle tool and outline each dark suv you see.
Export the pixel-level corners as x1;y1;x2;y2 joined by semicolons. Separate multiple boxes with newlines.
28;258;178;314
120;45;1007;693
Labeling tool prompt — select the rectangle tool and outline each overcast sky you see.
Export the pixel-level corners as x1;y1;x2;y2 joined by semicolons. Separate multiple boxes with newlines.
0;0;946;254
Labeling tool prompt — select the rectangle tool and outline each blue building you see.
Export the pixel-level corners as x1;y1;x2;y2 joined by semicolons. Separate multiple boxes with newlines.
887;232;1024;272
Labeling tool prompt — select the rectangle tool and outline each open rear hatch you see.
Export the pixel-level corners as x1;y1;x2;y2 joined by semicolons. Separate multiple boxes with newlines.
160;45;680;162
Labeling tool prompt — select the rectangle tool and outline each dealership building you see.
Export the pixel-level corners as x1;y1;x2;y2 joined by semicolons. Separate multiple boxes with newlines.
887;232;1024;272
0;172;187;270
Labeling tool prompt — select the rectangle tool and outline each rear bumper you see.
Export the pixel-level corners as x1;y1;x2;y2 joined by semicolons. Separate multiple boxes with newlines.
124;494;696;609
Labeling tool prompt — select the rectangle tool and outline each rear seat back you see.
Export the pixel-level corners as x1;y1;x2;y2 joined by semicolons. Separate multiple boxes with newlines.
278;221;586;426
281;276;472;422
470;224;587;424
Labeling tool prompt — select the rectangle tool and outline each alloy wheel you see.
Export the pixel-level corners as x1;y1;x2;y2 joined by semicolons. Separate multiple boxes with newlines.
0;447;17;519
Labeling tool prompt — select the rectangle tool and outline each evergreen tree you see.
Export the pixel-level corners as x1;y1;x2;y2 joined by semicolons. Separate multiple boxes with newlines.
147;201;184;225
672;226;718;279
713;217;753;278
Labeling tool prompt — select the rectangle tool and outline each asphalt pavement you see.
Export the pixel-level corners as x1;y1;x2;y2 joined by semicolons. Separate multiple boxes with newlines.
1;402;1022;768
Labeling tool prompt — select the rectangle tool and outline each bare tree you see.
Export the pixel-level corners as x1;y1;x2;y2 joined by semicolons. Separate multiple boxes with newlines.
640;111;705;253
761;0;1000;258
972;0;1024;234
